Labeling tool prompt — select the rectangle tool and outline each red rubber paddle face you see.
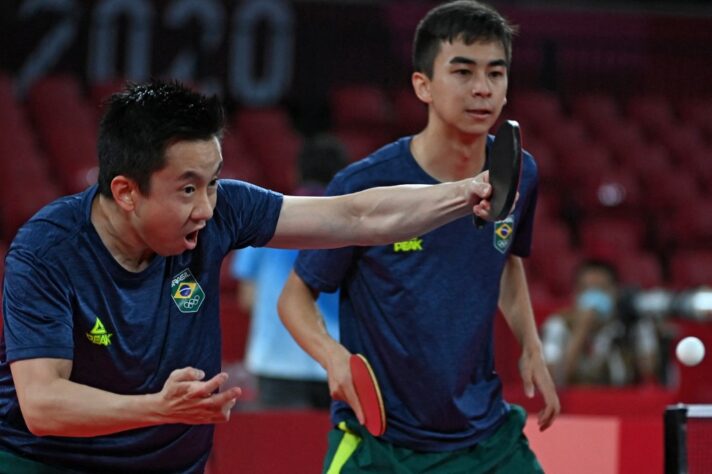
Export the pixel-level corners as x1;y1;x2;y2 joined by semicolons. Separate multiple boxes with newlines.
349;354;386;436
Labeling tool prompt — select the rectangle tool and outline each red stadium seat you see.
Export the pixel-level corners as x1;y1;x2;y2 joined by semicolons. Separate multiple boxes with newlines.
627;95;675;136
593;120;646;158
681;147;712;183
40;124;98;194
533;189;563;223
233;107;302;193
615;251;664;289
529;248;581;297
392;87;427;136
621;143;671;178
579;217;646;259
669;251;712;289
330;84;393;132
220;131;267;186
656;126;706;164
538;118;591;159
663;199;712;251
524;139;558;186
532;219;573;256
88;78;127;114
557;144;615;190
678;97;712;139
247;135;301;193
642;168;701;219
335;129;388;163
234;107;294;137
574;170;642;218
570;93;620;134
508;90;564;136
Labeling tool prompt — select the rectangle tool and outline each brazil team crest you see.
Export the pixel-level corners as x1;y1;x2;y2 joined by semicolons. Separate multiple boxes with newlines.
171;269;206;313
493;215;515;254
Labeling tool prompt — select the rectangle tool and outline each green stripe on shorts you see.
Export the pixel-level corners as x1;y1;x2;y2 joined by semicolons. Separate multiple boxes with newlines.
325;421;363;474
321;405;544;473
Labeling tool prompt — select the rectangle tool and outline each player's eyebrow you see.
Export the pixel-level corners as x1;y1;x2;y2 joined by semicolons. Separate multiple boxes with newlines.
450;56;507;68
177;161;223;182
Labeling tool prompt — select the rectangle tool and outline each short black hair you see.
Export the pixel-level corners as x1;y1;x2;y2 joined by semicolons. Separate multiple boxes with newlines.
575;258;620;285
298;135;348;186
97;80;225;197
413;0;517;78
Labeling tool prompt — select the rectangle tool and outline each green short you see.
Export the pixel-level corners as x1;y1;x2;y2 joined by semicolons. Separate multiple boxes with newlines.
322;405;544;474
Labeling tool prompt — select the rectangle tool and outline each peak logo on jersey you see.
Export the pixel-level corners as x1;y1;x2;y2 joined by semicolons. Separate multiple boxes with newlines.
86;317;113;346
170;269;205;313
494;216;515;254
393;237;423;252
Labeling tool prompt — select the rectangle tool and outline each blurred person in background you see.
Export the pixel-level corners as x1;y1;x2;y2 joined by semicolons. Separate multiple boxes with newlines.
541;258;661;387
231;135;347;409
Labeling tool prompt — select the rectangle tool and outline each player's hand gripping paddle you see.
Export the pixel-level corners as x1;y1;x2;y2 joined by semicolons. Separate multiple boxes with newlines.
474;120;522;228
349;354;386;436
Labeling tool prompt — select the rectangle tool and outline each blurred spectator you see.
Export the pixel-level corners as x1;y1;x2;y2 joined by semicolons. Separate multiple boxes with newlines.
541;259;661;387
230;135;347;409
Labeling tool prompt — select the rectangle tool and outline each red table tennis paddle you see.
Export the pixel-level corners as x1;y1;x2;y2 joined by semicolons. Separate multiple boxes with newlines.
475;120;523;228
349;354;386;436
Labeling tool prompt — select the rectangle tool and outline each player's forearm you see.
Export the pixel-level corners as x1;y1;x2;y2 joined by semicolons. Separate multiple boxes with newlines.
498;256;542;352
345;180;477;245
271;178;489;249
21;377;162;437
278;271;340;369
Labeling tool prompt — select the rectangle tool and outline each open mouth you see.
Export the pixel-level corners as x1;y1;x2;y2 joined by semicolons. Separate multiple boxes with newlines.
185;230;199;248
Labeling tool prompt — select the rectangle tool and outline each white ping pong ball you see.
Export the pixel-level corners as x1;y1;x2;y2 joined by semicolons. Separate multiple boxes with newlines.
676;336;705;367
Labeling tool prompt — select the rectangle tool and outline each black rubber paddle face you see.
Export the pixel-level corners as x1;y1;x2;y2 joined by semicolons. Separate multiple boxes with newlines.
487;120;522;222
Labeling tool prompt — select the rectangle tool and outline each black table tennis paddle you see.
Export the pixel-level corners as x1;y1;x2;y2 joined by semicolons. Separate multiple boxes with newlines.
474;120;522;228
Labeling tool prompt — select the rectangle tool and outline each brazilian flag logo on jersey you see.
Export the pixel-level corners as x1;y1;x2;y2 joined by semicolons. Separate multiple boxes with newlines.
170;269;206;313
494;215;515;254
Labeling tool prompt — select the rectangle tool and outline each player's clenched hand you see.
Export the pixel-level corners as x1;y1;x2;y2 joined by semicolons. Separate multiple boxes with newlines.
325;344;364;425
470;171;492;219
519;348;560;431
155;367;241;424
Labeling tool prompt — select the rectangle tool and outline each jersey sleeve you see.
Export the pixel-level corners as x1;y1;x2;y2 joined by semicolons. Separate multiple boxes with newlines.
511;151;539;258
293;174;355;293
215;179;284;250
2;249;74;362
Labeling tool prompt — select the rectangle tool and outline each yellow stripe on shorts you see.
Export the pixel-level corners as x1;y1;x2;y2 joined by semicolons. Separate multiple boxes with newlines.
326;421;362;474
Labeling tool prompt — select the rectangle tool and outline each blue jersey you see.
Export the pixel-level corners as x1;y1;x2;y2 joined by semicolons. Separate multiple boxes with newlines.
295;136;538;452
231;247;339;380
0;180;282;473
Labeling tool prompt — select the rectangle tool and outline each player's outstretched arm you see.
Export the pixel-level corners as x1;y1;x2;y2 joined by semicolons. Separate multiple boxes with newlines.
267;172;491;249
278;271;364;423
498;255;560;431
11;358;240;437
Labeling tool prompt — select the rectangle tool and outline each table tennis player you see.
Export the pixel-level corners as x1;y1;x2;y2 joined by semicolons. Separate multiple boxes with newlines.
0;79;494;473
279;1;559;472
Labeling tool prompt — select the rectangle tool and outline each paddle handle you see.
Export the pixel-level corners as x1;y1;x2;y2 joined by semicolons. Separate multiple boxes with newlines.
473;215;486;229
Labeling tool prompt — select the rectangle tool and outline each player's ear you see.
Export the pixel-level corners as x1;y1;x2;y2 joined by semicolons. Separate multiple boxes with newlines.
111;175;138;211
412;72;432;104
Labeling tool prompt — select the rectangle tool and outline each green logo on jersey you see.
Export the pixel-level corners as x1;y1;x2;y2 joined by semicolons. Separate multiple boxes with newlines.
87;317;113;346
393;237;424;252
494;216;515;254
170;269;206;313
